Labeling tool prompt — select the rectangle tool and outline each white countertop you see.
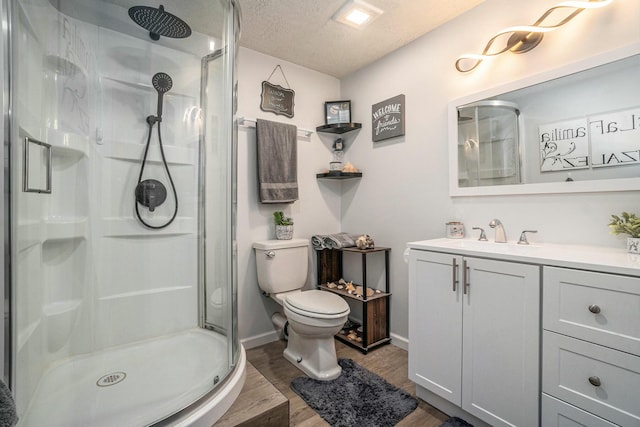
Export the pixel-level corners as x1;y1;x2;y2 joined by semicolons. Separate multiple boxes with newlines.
407;238;640;277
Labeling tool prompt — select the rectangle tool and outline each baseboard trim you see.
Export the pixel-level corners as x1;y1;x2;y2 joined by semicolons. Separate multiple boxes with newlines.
390;333;408;351
241;331;280;350
242;331;409;352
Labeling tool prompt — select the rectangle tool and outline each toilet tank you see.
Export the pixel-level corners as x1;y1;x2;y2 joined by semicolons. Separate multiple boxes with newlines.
253;239;309;294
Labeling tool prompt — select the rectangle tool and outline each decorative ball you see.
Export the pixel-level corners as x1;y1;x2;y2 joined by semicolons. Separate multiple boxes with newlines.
356;234;375;249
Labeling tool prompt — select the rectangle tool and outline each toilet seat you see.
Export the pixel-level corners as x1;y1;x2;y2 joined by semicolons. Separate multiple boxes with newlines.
284;290;349;319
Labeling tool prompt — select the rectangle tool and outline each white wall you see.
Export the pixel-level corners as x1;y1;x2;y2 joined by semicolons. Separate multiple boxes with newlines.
339;0;640;340
236;0;640;346
236;48;343;347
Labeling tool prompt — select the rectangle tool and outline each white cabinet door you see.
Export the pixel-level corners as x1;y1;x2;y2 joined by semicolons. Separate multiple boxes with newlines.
461;257;540;427
409;250;463;405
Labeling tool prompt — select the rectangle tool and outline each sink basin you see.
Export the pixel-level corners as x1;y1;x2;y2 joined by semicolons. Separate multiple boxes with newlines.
432;238;541;254
406;238;640;277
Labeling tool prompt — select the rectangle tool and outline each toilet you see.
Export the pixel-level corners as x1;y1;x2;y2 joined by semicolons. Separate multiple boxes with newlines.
253;238;350;380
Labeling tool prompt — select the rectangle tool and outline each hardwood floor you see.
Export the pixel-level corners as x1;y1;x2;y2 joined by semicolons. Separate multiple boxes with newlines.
246;339;449;426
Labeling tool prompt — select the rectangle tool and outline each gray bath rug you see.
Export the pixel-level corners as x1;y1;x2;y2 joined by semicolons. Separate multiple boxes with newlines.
290;358;418;427
440;416;473;427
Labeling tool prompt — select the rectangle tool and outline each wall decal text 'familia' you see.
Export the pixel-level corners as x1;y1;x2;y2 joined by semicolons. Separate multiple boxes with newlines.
539;107;640;172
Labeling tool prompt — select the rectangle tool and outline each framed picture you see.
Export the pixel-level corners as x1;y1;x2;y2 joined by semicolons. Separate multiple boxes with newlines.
325;100;351;125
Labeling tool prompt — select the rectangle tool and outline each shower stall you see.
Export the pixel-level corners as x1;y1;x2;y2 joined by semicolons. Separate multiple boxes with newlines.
2;0;244;425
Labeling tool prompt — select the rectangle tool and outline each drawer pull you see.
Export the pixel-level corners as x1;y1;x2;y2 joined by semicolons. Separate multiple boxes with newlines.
588;376;602;387
588;304;601;314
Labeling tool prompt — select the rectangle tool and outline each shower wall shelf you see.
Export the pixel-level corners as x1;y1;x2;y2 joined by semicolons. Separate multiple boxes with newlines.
102;76;195;98
101;141;196;164
43;219;88;241
316;123;362;134
17;320;40;353
47;130;89;157
101;217;195;237
17;219;88;246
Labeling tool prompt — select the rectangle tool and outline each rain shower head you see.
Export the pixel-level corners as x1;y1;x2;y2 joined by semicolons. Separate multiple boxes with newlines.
128;4;192;41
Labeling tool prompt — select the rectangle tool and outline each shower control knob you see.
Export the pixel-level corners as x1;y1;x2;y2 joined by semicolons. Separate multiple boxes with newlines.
266;251;275;258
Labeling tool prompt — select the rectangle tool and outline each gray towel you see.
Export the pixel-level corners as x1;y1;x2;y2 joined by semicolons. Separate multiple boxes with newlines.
312;233;360;250
256;119;298;203
0;379;17;427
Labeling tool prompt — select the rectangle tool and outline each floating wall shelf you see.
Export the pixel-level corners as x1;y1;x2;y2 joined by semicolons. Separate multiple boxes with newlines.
316;123;362;134
316;171;362;180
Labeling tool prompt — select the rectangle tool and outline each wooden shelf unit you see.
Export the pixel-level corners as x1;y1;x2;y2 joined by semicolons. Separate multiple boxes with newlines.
316;246;391;353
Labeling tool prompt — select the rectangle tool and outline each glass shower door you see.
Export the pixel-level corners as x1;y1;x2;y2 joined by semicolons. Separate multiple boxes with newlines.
9;0;240;425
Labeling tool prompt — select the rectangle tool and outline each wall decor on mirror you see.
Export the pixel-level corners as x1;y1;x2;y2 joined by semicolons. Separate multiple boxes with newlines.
371;94;405;142
538;107;640;173
325;100;351;124
260;65;295;118
449;43;640;196
539;118;589;172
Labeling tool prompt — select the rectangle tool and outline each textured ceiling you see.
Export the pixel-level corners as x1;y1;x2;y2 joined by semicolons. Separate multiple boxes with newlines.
236;0;485;78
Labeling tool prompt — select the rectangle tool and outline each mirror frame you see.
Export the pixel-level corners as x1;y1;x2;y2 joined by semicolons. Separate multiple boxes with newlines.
448;42;640;197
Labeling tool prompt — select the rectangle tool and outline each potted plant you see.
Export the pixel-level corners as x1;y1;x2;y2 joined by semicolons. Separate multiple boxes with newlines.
608;211;640;253
273;211;294;240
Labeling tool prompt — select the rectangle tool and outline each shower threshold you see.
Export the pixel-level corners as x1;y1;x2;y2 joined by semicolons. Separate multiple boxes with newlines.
18;329;229;427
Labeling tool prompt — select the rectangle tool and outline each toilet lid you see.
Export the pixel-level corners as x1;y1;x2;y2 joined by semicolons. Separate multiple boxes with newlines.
284;290;349;317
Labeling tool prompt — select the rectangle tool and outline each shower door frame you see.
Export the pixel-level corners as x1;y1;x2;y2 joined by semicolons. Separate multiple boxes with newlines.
2;0;12;388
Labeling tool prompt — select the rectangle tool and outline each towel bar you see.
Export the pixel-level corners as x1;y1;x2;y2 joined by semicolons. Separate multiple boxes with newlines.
238;117;313;137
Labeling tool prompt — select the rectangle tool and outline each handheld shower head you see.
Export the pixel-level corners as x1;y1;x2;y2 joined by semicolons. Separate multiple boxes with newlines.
151;72;172;121
152;72;173;93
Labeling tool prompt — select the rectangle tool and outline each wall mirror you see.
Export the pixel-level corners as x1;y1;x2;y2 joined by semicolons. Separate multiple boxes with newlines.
449;43;640;196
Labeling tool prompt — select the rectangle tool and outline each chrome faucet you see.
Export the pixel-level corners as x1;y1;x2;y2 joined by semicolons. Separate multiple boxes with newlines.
517;230;538;245
489;219;507;243
472;227;488;241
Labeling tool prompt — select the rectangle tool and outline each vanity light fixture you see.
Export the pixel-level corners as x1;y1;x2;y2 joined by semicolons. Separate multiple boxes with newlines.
333;0;383;29
455;0;613;73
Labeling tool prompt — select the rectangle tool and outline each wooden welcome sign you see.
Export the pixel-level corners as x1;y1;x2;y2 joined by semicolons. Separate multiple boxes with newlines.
260;81;295;118
372;94;405;142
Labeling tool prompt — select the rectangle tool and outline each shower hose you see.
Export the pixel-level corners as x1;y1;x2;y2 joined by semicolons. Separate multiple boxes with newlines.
135;116;178;229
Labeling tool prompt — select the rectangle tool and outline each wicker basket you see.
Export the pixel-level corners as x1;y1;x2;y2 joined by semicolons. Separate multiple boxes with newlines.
275;225;293;240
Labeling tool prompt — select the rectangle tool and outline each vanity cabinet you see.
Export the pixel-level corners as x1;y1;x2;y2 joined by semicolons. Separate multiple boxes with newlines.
408;250;540;427
542;267;640;426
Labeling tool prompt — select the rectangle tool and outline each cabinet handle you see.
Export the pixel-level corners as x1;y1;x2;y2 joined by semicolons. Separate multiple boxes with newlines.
452;258;458;292
588;376;601;387
463;260;470;295
588;304;601;314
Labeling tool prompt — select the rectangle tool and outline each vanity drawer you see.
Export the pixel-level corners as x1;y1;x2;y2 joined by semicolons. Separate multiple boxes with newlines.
541;394;618;427
543;266;640;355
543;331;640;427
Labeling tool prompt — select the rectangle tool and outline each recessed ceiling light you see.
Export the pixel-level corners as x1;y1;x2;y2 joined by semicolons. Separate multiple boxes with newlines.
333;0;383;29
